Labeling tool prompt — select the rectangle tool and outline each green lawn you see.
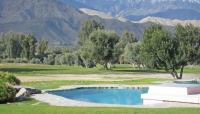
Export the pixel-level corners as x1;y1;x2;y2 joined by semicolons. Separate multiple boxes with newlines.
0;63;200;114
22;78;171;90
0;99;200;114
0;64;199;76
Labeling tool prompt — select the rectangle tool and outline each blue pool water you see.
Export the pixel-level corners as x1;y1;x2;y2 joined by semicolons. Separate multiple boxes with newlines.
48;87;148;105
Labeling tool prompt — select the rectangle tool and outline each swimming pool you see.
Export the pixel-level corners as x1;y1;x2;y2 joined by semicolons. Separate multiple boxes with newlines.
48;87;148;105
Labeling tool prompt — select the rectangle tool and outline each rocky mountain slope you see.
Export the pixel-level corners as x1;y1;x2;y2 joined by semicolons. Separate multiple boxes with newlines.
62;0;200;21
0;0;148;45
136;16;200;27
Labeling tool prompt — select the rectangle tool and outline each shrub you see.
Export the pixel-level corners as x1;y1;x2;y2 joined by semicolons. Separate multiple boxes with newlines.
43;54;55;65
1;58;15;63
30;58;41;64
55;53;78;66
0;72;20;103
0;82;16;103
0;58;28;64
0;72;20;85
14;58;28;63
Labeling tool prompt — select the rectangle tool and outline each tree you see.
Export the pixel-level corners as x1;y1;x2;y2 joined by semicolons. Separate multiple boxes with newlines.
78;40;96;68
114;31;137;64
78;20;104;68
123;43;142;68
20;34;37;60
89;30;119;69
141;24;200;79
78;20;104;45
1;32;22;58
173;24;200;79
36;40;48;60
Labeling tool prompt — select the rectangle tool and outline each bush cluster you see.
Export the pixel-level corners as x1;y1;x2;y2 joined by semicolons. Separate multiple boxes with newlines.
0;58;28;64
0;72;20;103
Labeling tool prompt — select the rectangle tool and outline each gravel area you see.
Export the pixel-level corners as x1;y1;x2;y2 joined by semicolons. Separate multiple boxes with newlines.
18;73;200;82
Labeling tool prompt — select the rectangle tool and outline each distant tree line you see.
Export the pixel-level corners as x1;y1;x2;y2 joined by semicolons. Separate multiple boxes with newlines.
0;20;200;79
0;32;48;64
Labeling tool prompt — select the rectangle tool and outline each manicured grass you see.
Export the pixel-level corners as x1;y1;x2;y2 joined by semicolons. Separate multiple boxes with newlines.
183;66;200;74
0;64;199;76
0;63;166;76
22;78;172;90
0;64;104;75
0;99;200;114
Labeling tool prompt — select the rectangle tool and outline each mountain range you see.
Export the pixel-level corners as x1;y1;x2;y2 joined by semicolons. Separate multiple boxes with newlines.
0;0;200;46
0;0;148;46
62;0;200;21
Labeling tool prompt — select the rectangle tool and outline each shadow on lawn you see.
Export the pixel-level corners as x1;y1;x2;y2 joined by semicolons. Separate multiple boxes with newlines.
0;68;67;74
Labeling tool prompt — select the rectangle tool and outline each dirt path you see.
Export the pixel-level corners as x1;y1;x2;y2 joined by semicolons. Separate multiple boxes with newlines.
17;73;200;82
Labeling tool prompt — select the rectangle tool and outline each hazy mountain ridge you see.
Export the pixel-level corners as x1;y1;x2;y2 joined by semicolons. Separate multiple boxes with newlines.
0;0;148;45
135;16;200;27
62;0;200;21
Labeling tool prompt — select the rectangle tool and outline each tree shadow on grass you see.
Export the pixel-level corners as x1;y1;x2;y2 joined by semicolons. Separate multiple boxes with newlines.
0;68;68;74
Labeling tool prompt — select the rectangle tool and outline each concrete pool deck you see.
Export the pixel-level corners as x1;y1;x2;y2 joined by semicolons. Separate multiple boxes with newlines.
31;85;200;108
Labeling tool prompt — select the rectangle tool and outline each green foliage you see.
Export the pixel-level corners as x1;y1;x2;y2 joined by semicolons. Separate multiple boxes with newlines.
175;24;200;65
78;20;105;68
43;54;55;65
141;24;200;79
37;40;48;55
78;20;104;45
89;30;119;69
0;72;20;103
30;58;42;64
0;72;20;85
123;43;141;67
36;40;48;60
0;82;16;103
0;32;37;60
114;31;138;64
55;53;78;66
1;58;28;64
78;40;96;68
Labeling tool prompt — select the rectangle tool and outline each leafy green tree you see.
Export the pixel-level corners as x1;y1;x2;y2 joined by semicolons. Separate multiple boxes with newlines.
114;31;137;64
141;24;200;79
2;32;22;58
37;40;48;55
0;32;37;60
123;43;142;68
173;24;200;78
79;20;104;45
20;34;37;60
89;30;119;69
78;20;104;68
79;40;96;68
28;35;37;59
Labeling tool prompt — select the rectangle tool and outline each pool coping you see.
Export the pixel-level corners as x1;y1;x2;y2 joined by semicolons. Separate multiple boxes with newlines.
31;84;200;108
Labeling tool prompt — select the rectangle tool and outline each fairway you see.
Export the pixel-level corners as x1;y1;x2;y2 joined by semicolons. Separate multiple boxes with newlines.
0;64;200;76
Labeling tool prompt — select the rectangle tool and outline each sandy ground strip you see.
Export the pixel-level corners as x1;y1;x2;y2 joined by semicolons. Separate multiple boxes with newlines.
17;73;200;82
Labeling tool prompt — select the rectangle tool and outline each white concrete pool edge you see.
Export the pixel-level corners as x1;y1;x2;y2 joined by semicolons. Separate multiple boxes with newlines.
31;84;200;108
